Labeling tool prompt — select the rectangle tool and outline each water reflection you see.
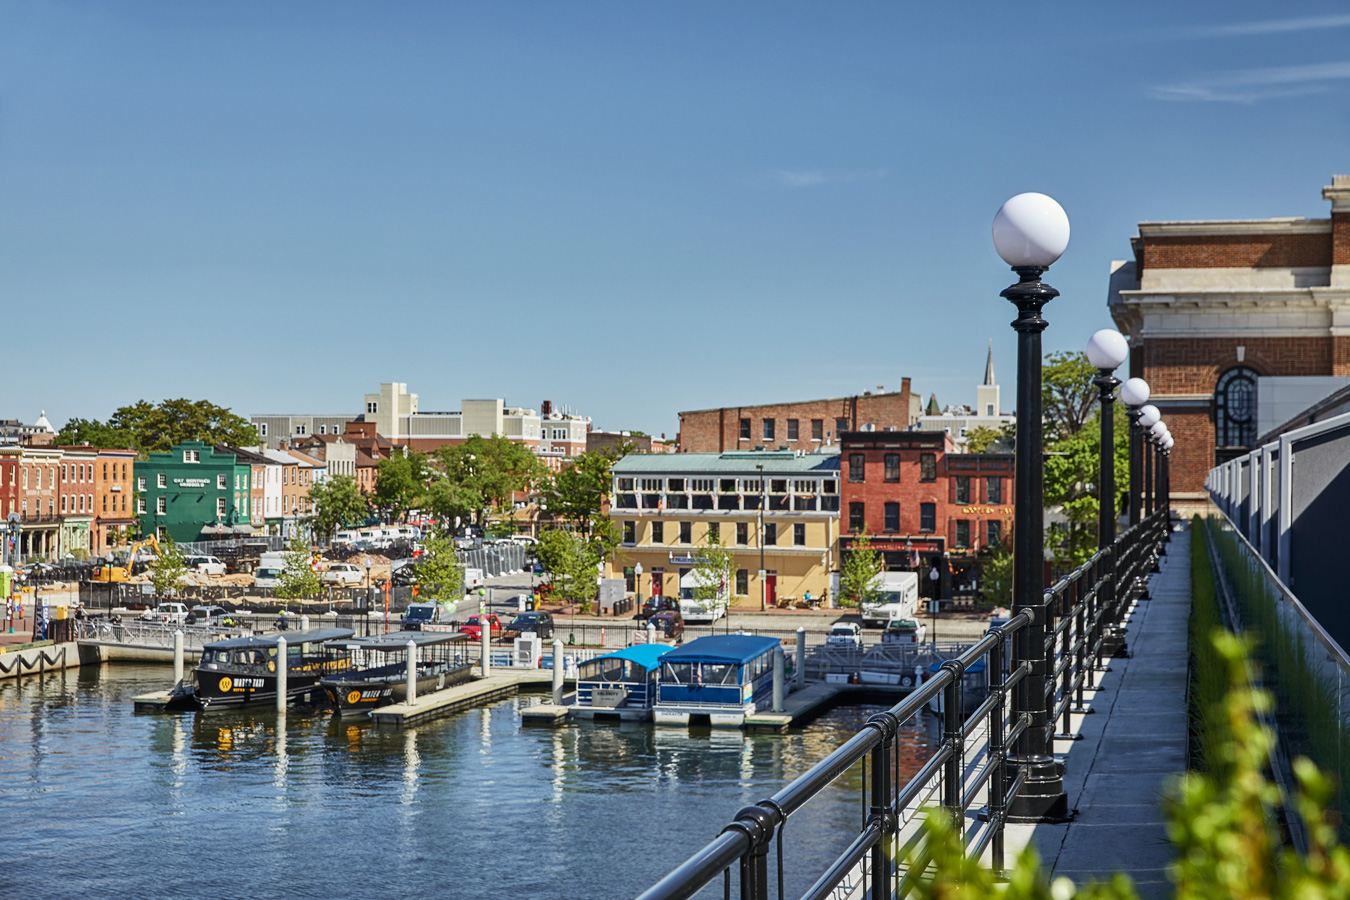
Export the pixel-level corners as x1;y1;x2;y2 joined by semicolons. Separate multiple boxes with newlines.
0;666;937;900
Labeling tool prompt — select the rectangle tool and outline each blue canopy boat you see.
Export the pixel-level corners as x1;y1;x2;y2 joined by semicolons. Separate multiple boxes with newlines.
653;634;780;727
572;643;671;721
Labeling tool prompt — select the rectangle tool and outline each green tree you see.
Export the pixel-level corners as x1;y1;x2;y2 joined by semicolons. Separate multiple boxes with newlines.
423;476;482;527
436;435;546;524
413;529;465;604
1043;401;1130;566
1041;351;1099;444
536;528;601;612
690;532;735;612
109;398;259;452
541;446;628;533
274;532;322;603
965;424;1012;454
980;542;1013;606
373;451;435;519
307;475;369;542
149;534;188;598
55;417;137;449
839;533;883;608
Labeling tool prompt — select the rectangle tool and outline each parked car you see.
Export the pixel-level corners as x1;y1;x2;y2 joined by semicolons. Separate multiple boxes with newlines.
825;622;863;647
185;556;226;576
638;596;678;620
646;610;684;642
320;563;364;585
459;614;503;641
140;602;190;624
188;605;230;626
881;618;926;644
502;611;555;640
253;567;283;589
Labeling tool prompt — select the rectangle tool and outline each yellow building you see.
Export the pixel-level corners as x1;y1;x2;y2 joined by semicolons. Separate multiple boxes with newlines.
606;449;842;608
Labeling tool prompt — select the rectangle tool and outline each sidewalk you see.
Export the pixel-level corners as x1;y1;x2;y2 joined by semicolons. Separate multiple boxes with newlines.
1004;526;1192;898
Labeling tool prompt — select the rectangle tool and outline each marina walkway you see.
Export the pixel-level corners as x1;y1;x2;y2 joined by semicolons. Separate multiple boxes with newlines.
1004;525;1192;897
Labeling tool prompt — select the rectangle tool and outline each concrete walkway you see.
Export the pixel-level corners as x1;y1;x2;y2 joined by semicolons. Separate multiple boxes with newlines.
1004;525;1192;898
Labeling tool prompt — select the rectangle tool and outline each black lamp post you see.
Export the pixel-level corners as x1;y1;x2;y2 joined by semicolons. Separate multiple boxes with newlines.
1119;378;1151;527
1136;405;1160;519
1086;329;1128;548
993;192;1071;822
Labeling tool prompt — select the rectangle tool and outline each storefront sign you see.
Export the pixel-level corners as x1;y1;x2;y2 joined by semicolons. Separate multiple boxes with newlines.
173;478;210;488
959;506;1009;515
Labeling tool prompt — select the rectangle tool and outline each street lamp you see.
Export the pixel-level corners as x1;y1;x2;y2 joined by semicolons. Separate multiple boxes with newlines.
1137;405;1160;519
1119;378;1150;526
634;561;643;615
993;191;1071;823
1086;329;1128;548
756;463;766;612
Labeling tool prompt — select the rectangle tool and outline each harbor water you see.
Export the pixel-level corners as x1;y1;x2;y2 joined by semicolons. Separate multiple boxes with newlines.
1;664;937;899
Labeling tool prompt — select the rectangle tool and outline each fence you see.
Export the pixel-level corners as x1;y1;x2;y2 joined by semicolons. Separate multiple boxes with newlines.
636;507;1167;900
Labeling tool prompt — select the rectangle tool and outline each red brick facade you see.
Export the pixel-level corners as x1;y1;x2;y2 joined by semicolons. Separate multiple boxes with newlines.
837;430;1014;573
1137;231;1331;269
679;379;916;453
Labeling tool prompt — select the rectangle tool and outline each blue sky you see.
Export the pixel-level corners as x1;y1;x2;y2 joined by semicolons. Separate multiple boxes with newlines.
3;2;1348;438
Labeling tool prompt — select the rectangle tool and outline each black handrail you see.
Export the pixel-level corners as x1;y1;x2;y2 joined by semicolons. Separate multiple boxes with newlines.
635;510;1167;900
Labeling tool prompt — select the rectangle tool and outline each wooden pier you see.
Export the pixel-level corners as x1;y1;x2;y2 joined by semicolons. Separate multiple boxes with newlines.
369;668;554;727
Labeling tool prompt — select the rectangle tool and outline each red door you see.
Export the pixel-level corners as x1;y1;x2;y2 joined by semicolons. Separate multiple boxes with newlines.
766;574;778;607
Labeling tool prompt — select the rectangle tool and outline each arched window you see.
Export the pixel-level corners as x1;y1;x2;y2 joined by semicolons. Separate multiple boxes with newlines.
1214;366;1258;450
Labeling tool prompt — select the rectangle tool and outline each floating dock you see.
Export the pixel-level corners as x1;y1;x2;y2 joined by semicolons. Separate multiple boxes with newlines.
132;689;172;711
369;668;554;727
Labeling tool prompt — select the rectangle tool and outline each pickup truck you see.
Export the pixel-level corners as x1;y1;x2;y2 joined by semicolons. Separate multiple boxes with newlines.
139;602;190;625
459;614;502;641
320;563;364;585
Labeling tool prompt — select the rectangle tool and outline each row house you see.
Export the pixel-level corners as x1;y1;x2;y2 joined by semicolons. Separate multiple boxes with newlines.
606;450;841;607
838;430;1014;600
0;446;63;559
89;449;137;553
135;442;251;544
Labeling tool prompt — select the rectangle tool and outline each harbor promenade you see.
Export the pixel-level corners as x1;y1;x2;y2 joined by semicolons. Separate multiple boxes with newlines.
1004;526;1192;897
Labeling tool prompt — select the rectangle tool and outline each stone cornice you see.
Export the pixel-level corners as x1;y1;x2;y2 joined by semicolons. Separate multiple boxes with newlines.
1137;218;1330;237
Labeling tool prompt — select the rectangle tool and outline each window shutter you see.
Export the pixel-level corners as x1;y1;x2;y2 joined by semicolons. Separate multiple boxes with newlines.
948;518;956;548
949;478;956;504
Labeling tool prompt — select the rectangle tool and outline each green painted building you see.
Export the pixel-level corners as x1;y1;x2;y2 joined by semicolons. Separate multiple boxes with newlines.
135;441;252;543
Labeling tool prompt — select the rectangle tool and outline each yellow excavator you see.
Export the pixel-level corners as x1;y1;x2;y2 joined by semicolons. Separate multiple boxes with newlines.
92;534;161;583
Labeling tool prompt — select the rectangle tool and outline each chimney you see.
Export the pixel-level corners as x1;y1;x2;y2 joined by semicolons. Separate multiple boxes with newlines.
541;400;553;416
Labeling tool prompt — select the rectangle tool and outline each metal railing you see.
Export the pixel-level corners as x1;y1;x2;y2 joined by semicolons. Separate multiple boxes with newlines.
636;507;1167;900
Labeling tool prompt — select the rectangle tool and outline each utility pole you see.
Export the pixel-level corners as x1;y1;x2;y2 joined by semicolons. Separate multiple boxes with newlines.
756;464;766;612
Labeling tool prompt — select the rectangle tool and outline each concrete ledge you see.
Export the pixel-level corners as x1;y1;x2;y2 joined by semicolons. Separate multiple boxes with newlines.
0;641;80;680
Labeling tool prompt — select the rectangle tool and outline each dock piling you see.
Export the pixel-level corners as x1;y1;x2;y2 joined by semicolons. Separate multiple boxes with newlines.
795;627;805;689
772;644;784;712
552;638;563;704
406;639;417;707
173;630;184;685
276;636;287;712
481;622;490;677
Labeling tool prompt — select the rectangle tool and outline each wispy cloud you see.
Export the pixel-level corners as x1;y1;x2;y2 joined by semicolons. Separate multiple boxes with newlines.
1176;14;1350;38
769;168;887;188
1150;61;1350;103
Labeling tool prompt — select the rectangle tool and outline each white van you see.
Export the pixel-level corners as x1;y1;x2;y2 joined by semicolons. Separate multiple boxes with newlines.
861;571;920;627
678;571;728;623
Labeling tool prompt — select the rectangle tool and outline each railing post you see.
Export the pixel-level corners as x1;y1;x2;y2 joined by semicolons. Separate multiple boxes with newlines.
1059;581;1073;737
988;627;1008;873
940;661;965;834
723;805;779;900
867;712;899;899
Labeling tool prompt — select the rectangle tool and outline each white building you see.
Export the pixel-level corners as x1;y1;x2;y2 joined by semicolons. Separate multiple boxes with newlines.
915;342;1015;449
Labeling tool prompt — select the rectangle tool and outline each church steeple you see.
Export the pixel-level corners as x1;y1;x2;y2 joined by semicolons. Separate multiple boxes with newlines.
983;339;996;387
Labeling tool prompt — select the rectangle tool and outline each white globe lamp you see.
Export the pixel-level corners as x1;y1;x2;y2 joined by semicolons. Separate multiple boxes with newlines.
993;193;1071;268
1085;329;1128;371
1120;378;1150;408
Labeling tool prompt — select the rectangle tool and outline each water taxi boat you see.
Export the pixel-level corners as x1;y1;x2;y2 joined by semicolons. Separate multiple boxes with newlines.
193;628;354;710
571;643;671;721
652;634;780;727
320;631;473;716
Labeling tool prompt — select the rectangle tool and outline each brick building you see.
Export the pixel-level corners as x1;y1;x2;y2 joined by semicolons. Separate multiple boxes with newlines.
1109;176;1350;513
0;446;65;559
678;379;920;453
838;430;1014;601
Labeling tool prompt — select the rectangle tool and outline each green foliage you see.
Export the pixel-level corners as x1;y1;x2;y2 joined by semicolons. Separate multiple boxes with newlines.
541;447;626;532
435;435;546;522
840;533;882;608
274;532;321;601
1204;516;1350;824
1043;401;1130;567
413;529;464;602
1041;351;1099;444
690;532;734;611
1187;516;1230;772
59;399;258;453
423;477;482;526
149;534;187;597
965;424;1011;454
905;634;1350;900
981;542;1013;606
536;528;602;611
307;475;369;542
55;417;137;450
373;451;436;518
